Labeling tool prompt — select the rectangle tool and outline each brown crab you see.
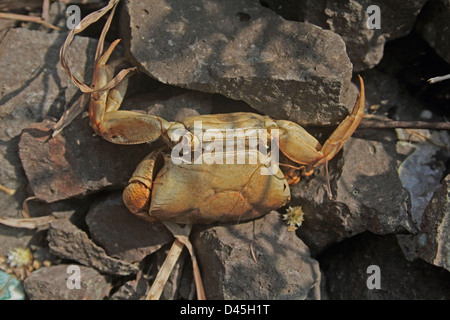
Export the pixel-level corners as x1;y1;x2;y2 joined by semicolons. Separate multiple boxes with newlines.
88;39;365;226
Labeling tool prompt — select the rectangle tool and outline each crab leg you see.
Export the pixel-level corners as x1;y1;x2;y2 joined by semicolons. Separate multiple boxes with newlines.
315;75;365;166
89;40;171;145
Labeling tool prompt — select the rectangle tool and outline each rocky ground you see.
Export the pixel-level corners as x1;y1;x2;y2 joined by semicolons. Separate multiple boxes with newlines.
0;0;449;300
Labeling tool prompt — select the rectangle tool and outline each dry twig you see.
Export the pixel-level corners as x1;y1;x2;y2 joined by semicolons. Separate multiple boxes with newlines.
0;216;55;229
358;120;450;130
0;12;60;30
428;74;450;84
0;183;15;195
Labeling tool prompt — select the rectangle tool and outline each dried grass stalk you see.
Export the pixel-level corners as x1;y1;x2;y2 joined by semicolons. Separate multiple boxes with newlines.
146;239;185;300
162;222;206;300
0;216;55;229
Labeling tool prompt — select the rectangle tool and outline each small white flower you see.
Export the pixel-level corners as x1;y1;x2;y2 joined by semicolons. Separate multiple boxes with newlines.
7;248;33;268
283;206;305;232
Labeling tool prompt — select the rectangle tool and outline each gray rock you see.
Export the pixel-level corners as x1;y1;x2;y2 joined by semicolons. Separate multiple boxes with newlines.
47;218;139;275
416;174;450;271
192;211;321;299
0;27;96;255
19;119;151;203
120;0;354;126
24;264;111;300
320;232;450;299
262;0;427;71
416;0;450;64
399;174;450;272
292;129;415;254
122;87;257;122
109;274;149;300
398;131;450;226
86;192;173;264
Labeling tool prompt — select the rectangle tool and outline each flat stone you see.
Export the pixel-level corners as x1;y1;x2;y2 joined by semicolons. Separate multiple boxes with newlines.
262;0;427;71
320;232;450;299
18;118;151;203
292;129;415;254
399;174;450;272
122;87;257;122
416;174;450;271
398;131;450;226
23;264;111;300
86;192;173;264
109;274;149;300
192;212;321;299
120;0;354;126
47;218;139;276
0;27;96;251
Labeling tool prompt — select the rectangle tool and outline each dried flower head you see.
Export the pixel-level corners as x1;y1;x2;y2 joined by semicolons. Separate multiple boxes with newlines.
7;248;33;268
283;206;305;231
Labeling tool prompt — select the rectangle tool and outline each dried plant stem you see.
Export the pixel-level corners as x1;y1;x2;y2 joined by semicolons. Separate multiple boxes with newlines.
52;93;89;137
162;222;206;300
146;239;185;300
0;12;60;30
358;120;450;130
0;184;15;195
0;216;55;229
428;74;450;84
41;0;50;21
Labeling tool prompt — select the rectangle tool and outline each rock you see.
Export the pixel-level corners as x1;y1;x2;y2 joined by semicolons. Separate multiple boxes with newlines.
398;131;450;226
192;211;321;299
262;0;427;71
19;118;151;203
86;192;173;264
120;0;355;126
416;174;450;271
47;218;139;276
416;0;450;64
292;129;415;254
0;27;97;253
23;264;111;300
320;232;450;299
109;274;149;300
122;87;257;122
399;174;450;272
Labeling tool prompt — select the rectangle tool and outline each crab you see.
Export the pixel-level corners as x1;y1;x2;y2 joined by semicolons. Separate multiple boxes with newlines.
89;39;365;225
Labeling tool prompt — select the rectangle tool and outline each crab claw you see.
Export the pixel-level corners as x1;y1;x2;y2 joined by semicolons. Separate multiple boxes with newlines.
276;76;365;179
